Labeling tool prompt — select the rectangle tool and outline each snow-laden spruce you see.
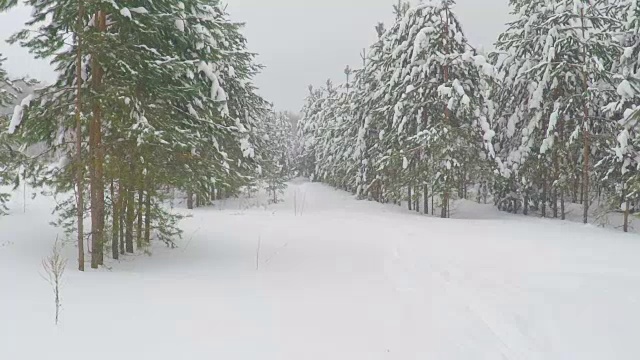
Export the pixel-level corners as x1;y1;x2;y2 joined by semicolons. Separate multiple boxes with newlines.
297;0;494;217
0;0;273;268
0;56;21;214
490;0;622;221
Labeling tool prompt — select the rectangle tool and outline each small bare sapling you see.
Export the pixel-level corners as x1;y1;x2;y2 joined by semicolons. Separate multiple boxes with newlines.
42;237;67;325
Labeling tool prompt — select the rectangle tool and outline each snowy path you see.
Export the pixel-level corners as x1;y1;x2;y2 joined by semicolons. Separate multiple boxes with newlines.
3;181;640;359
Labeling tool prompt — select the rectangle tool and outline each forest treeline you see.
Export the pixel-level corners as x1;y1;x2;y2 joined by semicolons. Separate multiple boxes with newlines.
296;0;640;231
0;0;293;270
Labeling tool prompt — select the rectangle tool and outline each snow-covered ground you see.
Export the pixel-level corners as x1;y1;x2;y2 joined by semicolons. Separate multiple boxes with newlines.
2;180;640;359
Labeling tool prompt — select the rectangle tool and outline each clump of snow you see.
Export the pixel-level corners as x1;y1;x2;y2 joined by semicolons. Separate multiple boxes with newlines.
119;7;132;19
175;19;185;32
617;80;635;99
8;94;33;134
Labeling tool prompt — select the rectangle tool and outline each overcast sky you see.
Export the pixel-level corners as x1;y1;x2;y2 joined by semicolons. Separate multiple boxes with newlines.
0;0;511;111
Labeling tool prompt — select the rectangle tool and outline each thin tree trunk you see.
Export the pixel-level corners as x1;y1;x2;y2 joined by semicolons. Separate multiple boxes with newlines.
441;190;449;219
423;184;428;215
582;133;590;224
187;190;194;209
441;7;451;220
111;179;119;260
541;168;547;218
580;174;584;205
553;148;559;219
119;180;125;255
624;200;630;233
431;186;434;215
573;171;579;203
125;162;135;254
90;10;106;269
580;7;590;225
136;186;143;249
144;180;152;243
408;185;412;211
623;184;630;233
74;0;85;271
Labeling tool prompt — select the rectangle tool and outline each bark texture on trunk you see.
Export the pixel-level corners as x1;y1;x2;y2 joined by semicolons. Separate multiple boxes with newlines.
74;1;85;271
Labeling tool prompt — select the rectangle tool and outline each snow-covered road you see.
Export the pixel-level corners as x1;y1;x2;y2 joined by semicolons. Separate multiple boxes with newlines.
2;181;640;359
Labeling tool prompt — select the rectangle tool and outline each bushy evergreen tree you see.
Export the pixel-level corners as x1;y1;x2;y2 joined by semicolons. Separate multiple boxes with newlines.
0;56;20;214
1;0;271;268
298;0;493;217
491;0;622;221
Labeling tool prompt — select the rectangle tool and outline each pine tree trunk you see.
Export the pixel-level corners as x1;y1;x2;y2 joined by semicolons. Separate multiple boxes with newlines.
573;171;579;203
579;174;584;205
463;180;467;200
74;1;85;271
89;10;106;269
136;186;144;249
441;7;451;220
624;199;630;233
541;169;547;218
458;170;464;199
622;184;629;233
111;179;119;260
119;180;125;255
407;185;412;211
125;163;135;254
423;184;428;215
552;148;559;219
187;190;194;209
144;180;152;243
582;134;590;224
441;190;448;219
580;7;590;225
552;188;558;218
431;187;434;215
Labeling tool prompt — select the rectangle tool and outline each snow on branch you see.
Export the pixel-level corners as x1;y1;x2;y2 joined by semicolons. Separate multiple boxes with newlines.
8;94;33;134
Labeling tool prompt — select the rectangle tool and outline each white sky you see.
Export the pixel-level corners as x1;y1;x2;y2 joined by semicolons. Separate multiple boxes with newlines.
0;0;511;111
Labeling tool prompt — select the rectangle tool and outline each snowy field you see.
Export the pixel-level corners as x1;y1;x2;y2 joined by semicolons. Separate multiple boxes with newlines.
2;180;640;359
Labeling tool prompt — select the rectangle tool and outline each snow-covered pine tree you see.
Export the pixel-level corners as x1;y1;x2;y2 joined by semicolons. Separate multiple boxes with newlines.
373;0;491;217
311;80;354;190
353;21;393;201
2;0;269;267
259;110;293;203
296;0;495;217
491;0;621;221
0;56;20;214
601;0;640;231
297;85;326;180
184;3;271;203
